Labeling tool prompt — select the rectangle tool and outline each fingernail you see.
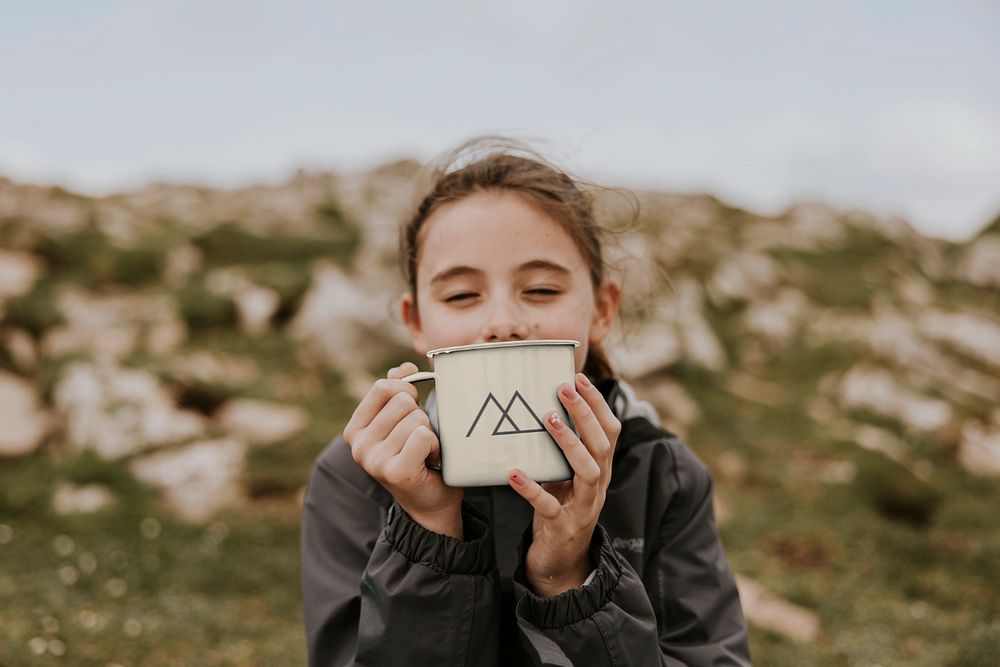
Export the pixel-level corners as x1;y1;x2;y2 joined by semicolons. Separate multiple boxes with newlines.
547;412;564;429
559;384;576;401
577;373;591;388
510;470;525;485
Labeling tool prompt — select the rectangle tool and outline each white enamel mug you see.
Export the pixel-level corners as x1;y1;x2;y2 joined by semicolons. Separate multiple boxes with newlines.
402;340;578;487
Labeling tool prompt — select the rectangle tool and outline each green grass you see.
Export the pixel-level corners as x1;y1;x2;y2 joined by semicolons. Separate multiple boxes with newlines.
192;220;361;270
0;456;305;666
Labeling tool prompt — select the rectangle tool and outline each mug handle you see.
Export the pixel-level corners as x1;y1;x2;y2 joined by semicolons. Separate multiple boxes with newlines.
401;371;442;471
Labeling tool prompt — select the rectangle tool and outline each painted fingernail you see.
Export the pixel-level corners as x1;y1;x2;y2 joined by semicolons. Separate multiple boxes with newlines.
577;373;591;388
547;412;564;429
560;384;576;401
510;470;525;485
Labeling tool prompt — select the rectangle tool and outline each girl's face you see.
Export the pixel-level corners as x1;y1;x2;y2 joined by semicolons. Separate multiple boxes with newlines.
401;191;620;372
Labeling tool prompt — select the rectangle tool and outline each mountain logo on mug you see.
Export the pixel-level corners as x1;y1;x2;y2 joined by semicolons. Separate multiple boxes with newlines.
466;391;547;438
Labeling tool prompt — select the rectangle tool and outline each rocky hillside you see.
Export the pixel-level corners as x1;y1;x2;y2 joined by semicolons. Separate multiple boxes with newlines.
1;164;998;666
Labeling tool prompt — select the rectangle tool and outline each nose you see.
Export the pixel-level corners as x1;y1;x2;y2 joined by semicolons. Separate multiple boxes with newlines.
481;298;531;342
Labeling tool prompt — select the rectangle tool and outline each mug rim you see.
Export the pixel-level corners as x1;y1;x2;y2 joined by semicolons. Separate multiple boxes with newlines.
425;339;580;358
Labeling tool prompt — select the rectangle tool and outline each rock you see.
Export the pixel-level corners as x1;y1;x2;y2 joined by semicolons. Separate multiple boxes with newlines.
836;365;953;435
0;370;50;458
146;318;187;356
165;351;259;389
818;459;858;484
608;323;683;379
707;252;782;306
129;438;246;522
786;203;847;248
162;243;203;288
234;285;281;336
53;363;205;459
866;311;1000;403
958;421;1000;477
215;399;309;445
735;575;820;642
676;279;728;371
955;235;1000;288
0;250;42;302
894;275;934;308
743;288;809;348
637;377;701;434
202;267;282;335
745;203;848;253
0;181;89;233
41;289;187;362
725;372;784;406
918;310;1000;369
288;263;411;373
853;425;913;468
1;327;38;372
52;483;116;515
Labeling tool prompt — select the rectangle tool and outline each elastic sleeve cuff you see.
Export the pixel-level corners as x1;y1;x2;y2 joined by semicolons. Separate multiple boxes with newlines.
383;500;496;576
513;523;624;629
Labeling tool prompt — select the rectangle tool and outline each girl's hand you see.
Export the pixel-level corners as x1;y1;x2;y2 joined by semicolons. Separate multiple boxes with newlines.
508;373;621;597
344;362;464;539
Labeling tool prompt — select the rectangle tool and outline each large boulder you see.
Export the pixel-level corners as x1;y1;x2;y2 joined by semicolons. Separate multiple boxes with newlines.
744;203;847;252
955;235;1000;288
288;263;411;377
203;268;281;336
676;278;728;372
707;252;782;306
836;365;953;435
42;289;186;362
0;250;41;304
917;310;1000;369
129;438;246;522
52;483;116;515
215;398;309;446
608;322;683;380
0;370;50;458
52;363;205;459
735;575;820;642
958;417;1000;478
742;288;809;348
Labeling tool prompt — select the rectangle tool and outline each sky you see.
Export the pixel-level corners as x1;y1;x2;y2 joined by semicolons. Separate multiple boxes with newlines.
2;1;998;240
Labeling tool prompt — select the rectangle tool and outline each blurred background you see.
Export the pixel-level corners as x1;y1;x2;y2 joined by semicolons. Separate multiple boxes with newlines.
1;2;999;666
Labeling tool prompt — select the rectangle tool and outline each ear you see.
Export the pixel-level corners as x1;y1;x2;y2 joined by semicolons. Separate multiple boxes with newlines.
401;292;429;355
588;279;622;346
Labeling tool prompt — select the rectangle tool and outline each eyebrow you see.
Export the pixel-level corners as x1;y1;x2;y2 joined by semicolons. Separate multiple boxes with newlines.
429;260;572;286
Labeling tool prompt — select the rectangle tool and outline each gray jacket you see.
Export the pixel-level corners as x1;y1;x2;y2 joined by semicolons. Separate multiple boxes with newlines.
301;380;751;665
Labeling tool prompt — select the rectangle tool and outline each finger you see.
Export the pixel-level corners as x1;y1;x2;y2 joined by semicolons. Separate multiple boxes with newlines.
344;378;419;443
365;391;422;443
389;425;440;483
508;469;562;519
544;410;601;491
557;383;613;467
387;361;420;381
373;407;431;468
575;373;621;447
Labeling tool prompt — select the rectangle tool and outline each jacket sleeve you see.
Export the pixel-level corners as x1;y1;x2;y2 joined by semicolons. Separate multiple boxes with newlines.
301;440;502;666
509;442;751;666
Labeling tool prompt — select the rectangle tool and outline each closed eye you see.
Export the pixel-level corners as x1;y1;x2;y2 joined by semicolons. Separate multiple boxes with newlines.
524;287;562;297
444;292;478;303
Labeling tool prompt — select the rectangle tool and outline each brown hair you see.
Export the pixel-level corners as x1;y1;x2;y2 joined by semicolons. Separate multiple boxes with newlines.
400;137;618;381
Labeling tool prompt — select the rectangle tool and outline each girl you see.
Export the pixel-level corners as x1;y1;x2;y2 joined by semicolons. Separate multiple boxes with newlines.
301;139;751;666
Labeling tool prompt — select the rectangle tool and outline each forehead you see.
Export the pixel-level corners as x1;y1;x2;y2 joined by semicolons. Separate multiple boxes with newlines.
416;191;587;280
